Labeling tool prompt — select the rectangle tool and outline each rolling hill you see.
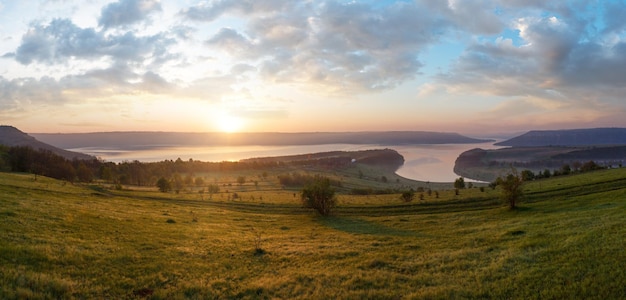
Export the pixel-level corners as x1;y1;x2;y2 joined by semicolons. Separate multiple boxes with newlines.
1;167;624;298
31;131;493;149
495;128;626;147
0;126;92;160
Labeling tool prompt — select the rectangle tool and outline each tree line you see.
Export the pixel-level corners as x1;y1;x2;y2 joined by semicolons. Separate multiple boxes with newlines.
0;145;370;187
0;145;273;184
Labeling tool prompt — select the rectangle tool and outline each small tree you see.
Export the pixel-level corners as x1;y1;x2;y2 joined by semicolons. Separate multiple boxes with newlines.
172;173;183;194
400;189;415;202
301;177;337;216
76;162;93;183
560;164;571;175
156;177;171;192
237;176;246;186
454;177;466;189
207;184;220;194
184;174;194;186
521;169;535;181
496;170;524;209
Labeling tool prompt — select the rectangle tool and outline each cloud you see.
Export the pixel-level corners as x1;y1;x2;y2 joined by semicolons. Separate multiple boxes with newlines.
421;0;504;35
423;0;626;131
602;1;626;35
14;18;176;66
0;76;64;112
438;5;626;99
205;28;253;55
181;0;293;22
199;1;448;93
230;63;256;75
99;0;162;29
0;64;236;115
169;25;195;40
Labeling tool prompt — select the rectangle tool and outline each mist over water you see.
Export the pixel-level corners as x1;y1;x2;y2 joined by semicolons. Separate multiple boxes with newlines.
72;142;500;182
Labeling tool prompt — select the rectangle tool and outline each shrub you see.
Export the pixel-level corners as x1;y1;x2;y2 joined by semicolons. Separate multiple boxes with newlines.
400;190;415;202
301;176;337;216
454;177;466;189
496;170;524;209
156;177;171;192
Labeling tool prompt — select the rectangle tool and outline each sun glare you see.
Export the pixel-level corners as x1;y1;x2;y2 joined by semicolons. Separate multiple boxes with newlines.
215;114;245;133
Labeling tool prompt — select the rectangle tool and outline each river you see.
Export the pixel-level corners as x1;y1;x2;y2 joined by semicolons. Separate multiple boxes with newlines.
71;142;500;182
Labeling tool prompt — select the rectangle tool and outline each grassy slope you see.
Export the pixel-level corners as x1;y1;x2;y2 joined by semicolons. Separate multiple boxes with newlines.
1;169;625;299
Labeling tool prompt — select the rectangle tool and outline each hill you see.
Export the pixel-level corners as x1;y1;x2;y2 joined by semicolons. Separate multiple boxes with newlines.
1;168;624;298
495;128;626;147
31;131;492;149
242;148;405;171
454;146;625;182
0;126;92;160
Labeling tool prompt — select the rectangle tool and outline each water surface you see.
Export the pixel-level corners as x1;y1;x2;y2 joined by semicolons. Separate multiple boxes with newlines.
72;142;500;182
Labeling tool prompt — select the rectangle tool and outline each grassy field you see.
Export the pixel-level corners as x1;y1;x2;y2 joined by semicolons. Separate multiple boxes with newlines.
1;168;625;299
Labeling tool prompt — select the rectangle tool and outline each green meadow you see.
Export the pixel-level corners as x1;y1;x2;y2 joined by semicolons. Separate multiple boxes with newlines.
1;168;625;299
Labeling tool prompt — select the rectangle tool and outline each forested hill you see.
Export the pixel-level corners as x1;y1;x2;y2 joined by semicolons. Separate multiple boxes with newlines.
0;126;92;160
242;149;405;171
496;128;626;147
31;131;492;149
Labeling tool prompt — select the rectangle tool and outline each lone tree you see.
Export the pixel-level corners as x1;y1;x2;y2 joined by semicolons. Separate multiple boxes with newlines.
400;189;415;202
496;170;524;209
156;177;171;193
454;177;466;189
301;176;337;216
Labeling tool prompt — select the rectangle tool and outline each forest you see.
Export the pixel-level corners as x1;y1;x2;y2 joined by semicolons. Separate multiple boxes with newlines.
0;145;402;190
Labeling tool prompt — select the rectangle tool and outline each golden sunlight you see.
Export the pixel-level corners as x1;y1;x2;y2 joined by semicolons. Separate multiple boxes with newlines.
215;113;245;133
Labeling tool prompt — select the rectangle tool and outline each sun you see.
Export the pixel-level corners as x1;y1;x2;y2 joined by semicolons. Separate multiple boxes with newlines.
215;113;245;133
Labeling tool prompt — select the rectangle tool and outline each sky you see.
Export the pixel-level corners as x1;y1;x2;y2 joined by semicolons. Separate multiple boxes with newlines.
1;0;625;136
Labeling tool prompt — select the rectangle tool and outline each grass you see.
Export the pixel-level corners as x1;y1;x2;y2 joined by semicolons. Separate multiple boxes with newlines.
1;168;625;299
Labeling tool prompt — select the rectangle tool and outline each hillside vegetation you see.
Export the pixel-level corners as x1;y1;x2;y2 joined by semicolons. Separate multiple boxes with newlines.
495;127;626;147
454;146;624;182
0;126;92;160
1;168;625;299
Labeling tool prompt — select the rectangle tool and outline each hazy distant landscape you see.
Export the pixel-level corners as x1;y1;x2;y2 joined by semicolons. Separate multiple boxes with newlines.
455;128;626;182
31;131;492;148
31;129;497;182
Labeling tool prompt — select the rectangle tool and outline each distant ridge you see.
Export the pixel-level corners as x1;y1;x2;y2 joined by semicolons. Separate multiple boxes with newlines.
31;131;492;149
0;126;93;160
495;128;626;147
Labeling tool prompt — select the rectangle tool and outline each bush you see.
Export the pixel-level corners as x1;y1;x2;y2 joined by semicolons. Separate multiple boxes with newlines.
301;177;337;216
156;177;171;192
496;170;524;209
454;177;466;189
400;190;415;202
